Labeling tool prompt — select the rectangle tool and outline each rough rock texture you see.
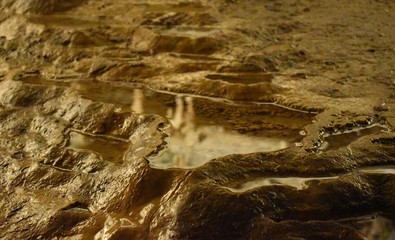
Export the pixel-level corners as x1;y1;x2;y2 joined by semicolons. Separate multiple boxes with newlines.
0;0;394;239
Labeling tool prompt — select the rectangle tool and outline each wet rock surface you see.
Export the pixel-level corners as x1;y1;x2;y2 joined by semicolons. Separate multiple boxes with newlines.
0;0;395;239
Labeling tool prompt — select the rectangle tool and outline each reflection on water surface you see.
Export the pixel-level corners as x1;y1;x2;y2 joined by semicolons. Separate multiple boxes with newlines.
68;131;128;163
149;95;289;168
323;124;390;151
16;76;313;168
226;176;338;192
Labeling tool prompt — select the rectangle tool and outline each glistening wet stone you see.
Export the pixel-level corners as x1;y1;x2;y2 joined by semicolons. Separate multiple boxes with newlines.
1;1;395;239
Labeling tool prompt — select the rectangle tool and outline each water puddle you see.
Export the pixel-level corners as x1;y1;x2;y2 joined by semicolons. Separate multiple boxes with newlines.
147;94;312;168
225;176;338;192
14;76;173;116
169;53;222;62
226;166;395;193
321;124;390;151
226;165;395;192
161;27;220;38
230;165;395;193
28;15;98;29
359;166;395;175
15;76;314;168
150;125;289;169
206;73;273;85
142;3;209;13
67;131;129;163
80;84;174;117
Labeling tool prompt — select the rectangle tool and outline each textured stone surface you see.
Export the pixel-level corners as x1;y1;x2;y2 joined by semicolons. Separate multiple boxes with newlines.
0;0;394;239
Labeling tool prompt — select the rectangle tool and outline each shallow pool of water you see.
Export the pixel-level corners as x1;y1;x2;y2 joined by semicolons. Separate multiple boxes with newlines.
322;124;390;151
359;166;395;175
16;76;314;168
67;131;129;163
205;73;273;85
150;125;289;168
225;176;339;192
